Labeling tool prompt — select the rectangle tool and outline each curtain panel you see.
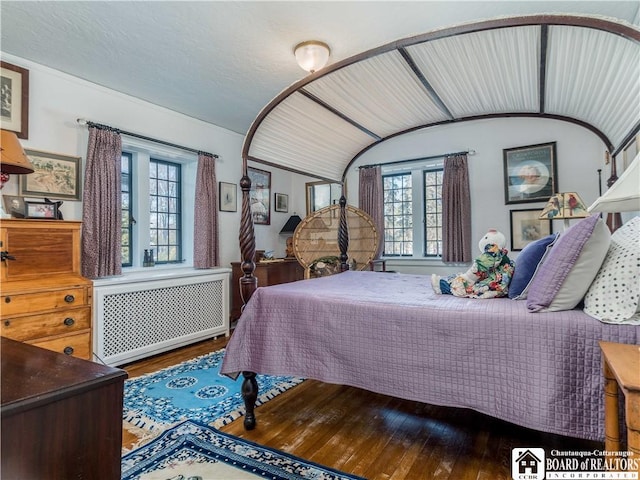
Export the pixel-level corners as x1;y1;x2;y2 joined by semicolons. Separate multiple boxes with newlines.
81;127;123;279
358;166;384;258
442;154;471;263
193;153;219;268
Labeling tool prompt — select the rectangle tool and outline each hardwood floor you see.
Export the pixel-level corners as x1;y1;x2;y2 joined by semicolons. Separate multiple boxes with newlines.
121;338;602;480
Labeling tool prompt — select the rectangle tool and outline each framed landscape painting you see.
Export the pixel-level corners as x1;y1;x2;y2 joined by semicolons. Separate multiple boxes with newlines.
20;149;82;200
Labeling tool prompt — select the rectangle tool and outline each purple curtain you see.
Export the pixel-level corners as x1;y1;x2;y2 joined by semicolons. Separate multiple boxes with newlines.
194;153;219;268
442;153;471;263
358;166;384;258
81;127;122;279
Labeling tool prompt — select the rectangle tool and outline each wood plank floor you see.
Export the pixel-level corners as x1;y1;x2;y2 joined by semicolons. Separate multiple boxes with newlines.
121;337;602;480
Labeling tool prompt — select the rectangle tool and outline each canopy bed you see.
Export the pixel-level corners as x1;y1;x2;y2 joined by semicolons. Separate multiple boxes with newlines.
221;14;640;441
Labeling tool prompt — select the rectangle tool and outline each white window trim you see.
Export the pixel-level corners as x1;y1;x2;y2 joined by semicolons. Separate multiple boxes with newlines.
122;138;197;271
381;158;445;263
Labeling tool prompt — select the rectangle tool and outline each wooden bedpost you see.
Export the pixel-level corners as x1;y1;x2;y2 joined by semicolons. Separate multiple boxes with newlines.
239;157;258;430
605;151;623;232
338;194;349;272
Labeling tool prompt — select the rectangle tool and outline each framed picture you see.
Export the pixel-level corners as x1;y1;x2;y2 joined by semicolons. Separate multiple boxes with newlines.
219;182;237;212
20;149;82;201
25;201;58;219
247;166;271;225
274;193;288;213
503;142;557;204
1;61;29;139
510;208;553;251
2;195;25;217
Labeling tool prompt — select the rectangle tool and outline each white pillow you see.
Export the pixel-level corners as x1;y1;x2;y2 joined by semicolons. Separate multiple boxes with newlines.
584;216;640;324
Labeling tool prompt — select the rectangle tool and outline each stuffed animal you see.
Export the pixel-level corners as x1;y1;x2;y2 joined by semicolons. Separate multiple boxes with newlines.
431;229;514;299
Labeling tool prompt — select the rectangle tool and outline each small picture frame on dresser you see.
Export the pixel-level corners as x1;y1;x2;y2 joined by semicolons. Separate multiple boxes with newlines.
25;200;58;219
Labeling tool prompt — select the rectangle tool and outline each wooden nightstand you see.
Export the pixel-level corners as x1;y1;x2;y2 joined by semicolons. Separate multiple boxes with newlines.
599;341;640;469
230;258;304;320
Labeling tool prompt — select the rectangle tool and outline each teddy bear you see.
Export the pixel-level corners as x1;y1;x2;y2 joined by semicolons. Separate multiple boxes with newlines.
431;229;514;299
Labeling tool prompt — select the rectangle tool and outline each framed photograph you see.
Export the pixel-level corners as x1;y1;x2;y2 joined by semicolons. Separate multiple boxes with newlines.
510;208;553;251
25;201;58;219
274;193;288;213
247;166;271;225
2;195;25;217
503;142;557;204
1;61;29;139
20;149;82;201
219;182;237;212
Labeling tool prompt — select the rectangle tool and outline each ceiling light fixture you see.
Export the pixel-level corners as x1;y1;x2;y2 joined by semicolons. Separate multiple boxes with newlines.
294;41;330;73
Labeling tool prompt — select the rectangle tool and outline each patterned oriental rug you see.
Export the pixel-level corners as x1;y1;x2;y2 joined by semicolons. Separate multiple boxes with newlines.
123;349;303;437
121;420;365;480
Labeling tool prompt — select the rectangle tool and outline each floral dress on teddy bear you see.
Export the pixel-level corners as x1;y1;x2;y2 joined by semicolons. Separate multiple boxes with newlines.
431;229;515;299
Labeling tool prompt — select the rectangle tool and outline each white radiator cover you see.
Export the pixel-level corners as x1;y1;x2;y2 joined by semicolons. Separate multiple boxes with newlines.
93;267;230;366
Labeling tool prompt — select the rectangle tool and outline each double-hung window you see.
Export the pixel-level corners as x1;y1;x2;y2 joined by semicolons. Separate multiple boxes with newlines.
382;161;444;258
120;143;197;268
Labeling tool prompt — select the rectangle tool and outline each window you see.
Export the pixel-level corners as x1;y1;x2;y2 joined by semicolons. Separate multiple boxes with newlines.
121;153;133;266
423;168;443;257
382;163;443;258
121;142;196;268
149;159;182;263
383;173;413;255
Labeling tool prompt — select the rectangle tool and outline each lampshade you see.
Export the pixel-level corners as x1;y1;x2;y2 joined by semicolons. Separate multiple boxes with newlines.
279;214;302;234
588;152;640;213
1;129;34;174
294;41;330;73
539;192;589;229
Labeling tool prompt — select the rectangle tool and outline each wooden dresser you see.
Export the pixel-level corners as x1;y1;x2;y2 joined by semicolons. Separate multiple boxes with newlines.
1;219;93;360
1;336;127;479
230;258;304;320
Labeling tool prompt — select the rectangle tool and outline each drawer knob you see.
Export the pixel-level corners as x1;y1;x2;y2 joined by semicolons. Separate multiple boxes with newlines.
4;320;9;327
64;294;75;303
63;317;75;326
63;346;74;355
4;297;10;303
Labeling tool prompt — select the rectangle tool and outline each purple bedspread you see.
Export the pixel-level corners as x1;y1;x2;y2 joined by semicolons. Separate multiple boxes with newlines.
221;271;638;441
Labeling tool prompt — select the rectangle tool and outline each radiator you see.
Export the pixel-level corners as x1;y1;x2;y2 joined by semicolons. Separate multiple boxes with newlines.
93;268;230;366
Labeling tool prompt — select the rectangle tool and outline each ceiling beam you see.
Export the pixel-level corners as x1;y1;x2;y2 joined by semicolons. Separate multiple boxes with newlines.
397;47;455;120
539;24;549;114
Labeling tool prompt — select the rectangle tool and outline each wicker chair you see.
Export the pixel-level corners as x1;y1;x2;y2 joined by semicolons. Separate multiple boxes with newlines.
292;204;379;278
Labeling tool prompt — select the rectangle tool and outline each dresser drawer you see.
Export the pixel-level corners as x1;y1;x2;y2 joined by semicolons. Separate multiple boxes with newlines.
27;331;92;360
1;307;91;342
1;287;89;317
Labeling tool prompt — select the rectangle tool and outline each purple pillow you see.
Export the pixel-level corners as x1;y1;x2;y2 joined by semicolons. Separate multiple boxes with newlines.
509;233;559;299
527;215;610;312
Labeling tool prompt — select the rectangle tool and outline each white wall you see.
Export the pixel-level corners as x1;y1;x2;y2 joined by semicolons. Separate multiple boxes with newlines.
4;53;621;275
344;117;612;275
1;53;310;266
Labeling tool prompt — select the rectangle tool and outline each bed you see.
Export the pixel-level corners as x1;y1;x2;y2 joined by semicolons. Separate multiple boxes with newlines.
221;270;638;441
222;14;640;442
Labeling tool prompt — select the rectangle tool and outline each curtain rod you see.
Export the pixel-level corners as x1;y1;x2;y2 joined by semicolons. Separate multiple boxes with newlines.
359;149;475;169
76;118;219;159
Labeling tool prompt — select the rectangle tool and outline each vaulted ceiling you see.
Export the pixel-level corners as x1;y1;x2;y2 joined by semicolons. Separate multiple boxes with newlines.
245;14;640;181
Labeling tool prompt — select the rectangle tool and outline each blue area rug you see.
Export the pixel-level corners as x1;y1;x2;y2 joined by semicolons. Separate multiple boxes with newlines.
122;420;365;480
123;349;303;434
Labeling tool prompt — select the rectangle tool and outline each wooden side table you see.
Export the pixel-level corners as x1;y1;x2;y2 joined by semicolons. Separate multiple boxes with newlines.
599;341;640;472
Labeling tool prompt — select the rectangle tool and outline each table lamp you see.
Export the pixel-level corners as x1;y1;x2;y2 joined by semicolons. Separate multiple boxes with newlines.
0;129;34;188
539;192;589;230
280;214;302;258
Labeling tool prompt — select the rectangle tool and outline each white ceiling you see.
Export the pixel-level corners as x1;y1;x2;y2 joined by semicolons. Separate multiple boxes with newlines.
2;1;639;137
